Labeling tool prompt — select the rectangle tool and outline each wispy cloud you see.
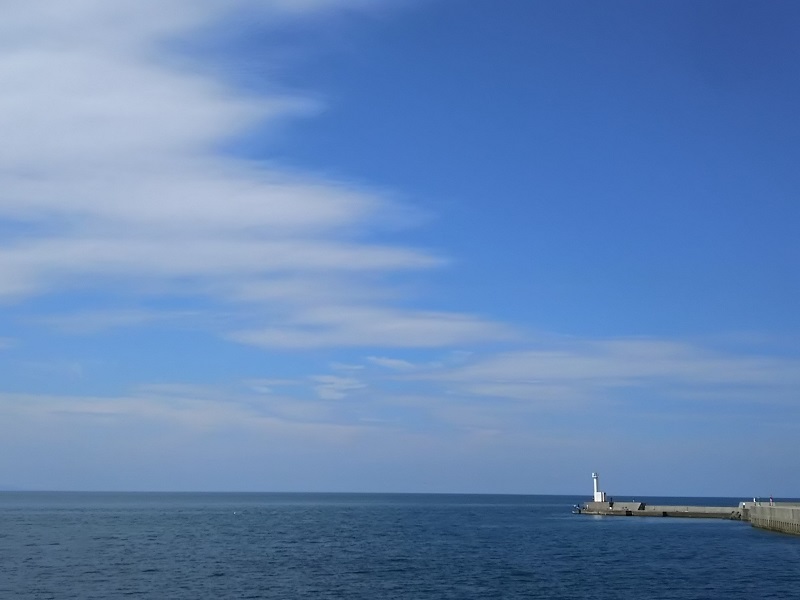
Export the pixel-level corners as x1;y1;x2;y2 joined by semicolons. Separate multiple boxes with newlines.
0;0;503;348
33;309;202;334
245;378;301;394
0;386;363;440
422;337;800;405
18;359;88;380
311;374;367;400
367;356;416;370
232;306;512;348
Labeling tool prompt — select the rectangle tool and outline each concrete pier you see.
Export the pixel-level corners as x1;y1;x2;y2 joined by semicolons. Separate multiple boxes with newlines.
574;473;800;535
576;501;743;520
577;499;800;536
747;504;800;536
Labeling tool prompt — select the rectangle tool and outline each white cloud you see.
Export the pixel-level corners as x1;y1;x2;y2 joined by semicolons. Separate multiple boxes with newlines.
0;386;363;441
18;359;87;380
34;309;201;334
311;374;366;400
330;362;366;371
0;1;388;51
421;337;800;404
367;356;416;370
232;306;512;348
0;0;504;349
1;237;442;296
245;378;301;394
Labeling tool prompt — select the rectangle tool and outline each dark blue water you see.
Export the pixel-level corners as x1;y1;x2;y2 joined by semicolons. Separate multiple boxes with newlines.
1;493;798;599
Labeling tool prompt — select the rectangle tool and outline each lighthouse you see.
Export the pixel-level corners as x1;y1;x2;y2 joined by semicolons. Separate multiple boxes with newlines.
592;472;606;502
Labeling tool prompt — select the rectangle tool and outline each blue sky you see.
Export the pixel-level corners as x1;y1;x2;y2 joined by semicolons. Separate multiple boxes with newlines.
1;0;798;496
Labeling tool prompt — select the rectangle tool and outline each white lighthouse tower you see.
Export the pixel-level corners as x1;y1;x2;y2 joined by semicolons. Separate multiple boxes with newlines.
592;472;606;502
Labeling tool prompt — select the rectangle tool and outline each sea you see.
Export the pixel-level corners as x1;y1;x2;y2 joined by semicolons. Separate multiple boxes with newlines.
1;492;798;599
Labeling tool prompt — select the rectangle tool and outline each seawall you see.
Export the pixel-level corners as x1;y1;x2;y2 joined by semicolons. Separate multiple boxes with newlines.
577;500;800;536
747;504;800;536
576;501;742;520
577;475;799;536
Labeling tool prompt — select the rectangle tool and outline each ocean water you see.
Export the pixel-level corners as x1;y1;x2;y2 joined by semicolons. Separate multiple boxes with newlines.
1;493;798;599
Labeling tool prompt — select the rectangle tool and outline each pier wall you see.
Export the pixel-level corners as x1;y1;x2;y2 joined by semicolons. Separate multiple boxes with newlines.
749;504;800;536
579;502;742;519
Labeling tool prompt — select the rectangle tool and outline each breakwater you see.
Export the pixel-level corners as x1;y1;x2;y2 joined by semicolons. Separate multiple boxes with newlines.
575;501;743;520
575;500;800;536
746;503;800;536
576;474;800;536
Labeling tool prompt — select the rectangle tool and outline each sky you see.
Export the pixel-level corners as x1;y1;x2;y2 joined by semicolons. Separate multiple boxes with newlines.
1;0;799;496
